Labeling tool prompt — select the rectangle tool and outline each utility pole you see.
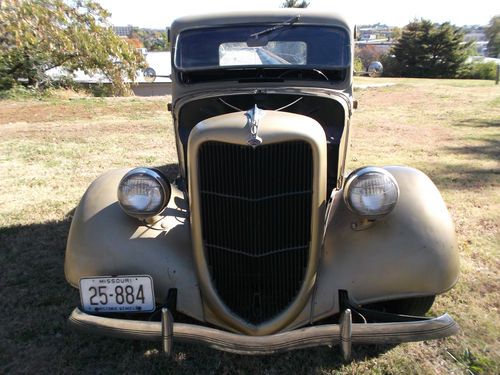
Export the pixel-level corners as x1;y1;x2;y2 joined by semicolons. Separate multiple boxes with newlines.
497;53;500;85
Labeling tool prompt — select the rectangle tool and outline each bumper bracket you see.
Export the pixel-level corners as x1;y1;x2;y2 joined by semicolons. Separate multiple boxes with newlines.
161;308;174;356
340;308;352;361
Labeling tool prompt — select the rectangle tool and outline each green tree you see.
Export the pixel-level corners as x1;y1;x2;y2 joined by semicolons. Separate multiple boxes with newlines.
392;19;472;78
390;27;402;41
353;57;364;73
379;53;402;77
0;0;146;95
280;0;309;8
485;15;500;58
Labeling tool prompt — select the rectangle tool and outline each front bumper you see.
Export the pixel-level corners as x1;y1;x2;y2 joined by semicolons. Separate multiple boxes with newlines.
69;307;459;358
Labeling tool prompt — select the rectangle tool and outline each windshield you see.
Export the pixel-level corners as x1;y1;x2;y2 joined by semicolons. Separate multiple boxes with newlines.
175;25;350;70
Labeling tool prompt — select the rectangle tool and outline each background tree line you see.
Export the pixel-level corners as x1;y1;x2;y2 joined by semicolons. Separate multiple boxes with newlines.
357;16;499;80
127;28;169;52
0;0;498;97
283;0;499;80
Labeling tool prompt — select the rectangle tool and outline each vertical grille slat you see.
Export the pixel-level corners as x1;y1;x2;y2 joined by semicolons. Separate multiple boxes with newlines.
198;141;313;324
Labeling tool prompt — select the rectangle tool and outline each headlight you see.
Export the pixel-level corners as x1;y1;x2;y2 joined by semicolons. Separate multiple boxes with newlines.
117;168;171;219
344;167;399;218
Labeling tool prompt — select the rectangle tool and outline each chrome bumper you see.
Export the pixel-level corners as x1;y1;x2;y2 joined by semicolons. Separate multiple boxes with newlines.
69;307;459;358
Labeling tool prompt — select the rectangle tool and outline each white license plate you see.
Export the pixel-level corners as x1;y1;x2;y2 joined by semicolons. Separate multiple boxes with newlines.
79;275;155;313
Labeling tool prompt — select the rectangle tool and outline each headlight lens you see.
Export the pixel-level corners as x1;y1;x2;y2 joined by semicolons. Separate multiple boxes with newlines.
344;167;399;218
117;168;171;219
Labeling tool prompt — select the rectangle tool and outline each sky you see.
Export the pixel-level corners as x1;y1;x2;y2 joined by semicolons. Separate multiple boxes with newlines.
97;0;499;29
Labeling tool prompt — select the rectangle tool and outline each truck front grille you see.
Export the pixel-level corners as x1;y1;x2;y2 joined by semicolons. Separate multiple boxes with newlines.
198;141;313;324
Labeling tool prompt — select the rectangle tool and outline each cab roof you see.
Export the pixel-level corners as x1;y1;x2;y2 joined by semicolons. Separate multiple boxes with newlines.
170;9;352;40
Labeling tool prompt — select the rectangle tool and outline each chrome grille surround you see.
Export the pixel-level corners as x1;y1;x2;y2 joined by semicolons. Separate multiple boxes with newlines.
188;110;326;335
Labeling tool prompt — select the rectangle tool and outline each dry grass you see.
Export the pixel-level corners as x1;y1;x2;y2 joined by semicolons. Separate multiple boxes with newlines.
0;78;498;374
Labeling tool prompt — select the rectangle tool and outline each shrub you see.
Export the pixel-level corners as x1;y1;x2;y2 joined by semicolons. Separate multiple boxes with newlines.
379;54;402;77
0;84;41;100
461;61;498;80
354;57;365;73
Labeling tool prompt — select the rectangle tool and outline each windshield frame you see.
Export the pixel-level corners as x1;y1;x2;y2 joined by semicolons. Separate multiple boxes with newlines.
173;23;351;72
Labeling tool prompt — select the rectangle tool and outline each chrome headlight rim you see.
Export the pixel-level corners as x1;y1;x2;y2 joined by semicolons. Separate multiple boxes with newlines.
344;166;399;219
117;167;171;220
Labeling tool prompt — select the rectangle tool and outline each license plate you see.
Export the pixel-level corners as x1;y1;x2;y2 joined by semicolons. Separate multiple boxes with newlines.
79;275;155;313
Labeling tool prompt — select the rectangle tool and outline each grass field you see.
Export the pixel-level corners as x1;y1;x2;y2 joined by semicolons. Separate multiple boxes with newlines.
0;78;498;374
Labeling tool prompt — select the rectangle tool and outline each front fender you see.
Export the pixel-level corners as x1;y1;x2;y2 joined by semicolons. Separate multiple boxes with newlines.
64;169;204;321
312;166;459;320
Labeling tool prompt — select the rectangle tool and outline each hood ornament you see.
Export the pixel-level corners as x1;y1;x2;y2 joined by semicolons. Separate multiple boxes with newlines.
246;105;264;148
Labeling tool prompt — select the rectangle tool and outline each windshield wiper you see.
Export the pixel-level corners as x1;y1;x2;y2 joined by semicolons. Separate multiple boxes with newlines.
248;15;301;41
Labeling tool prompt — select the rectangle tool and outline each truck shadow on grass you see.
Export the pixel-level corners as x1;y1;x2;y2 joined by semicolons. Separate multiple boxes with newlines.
4;138;493;371
425;162;499;192
453;118;500;129
445;138;500;161
422;129;499;192
0;214;394;374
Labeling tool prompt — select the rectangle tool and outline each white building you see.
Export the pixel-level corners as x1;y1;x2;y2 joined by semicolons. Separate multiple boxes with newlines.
47;51;172;96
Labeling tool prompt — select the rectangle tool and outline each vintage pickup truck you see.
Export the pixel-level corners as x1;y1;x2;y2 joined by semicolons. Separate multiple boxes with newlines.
65;10;459;360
